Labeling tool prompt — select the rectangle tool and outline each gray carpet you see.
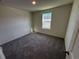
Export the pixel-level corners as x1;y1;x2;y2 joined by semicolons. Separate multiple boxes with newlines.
1;33;66;59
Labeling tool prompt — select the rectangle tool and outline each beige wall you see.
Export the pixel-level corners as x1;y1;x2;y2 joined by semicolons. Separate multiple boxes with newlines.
0;5;32;45
32;4;72;38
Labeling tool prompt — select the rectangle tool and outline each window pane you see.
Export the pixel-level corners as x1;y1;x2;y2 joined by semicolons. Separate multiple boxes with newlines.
42;12;52;29
42;21;51;29
42;13;52;21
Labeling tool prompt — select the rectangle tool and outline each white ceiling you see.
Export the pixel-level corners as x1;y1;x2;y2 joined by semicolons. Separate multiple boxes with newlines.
0;0;73;11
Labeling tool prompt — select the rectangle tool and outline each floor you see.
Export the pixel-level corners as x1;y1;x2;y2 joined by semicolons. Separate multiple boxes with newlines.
1;33;66;59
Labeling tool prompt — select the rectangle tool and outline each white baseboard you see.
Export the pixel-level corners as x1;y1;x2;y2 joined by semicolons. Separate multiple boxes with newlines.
0;32;31;45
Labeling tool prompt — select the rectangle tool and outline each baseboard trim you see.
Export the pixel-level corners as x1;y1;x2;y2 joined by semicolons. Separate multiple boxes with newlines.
0;32;32;45
35;32;64;39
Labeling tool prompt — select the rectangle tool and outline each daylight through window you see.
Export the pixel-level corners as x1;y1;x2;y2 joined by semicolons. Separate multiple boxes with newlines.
42;12;52;29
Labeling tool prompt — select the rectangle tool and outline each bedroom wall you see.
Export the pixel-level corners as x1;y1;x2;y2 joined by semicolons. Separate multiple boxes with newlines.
32;4;72;38
0;5;32;45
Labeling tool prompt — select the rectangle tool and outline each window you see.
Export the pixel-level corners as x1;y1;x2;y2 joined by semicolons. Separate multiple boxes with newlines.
42;12;52;29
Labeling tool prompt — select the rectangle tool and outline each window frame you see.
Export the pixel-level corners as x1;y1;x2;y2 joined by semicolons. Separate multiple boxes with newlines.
42;12;52;29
